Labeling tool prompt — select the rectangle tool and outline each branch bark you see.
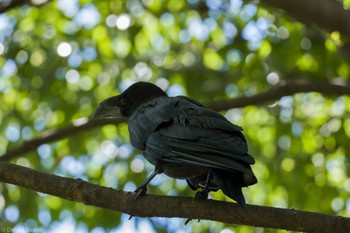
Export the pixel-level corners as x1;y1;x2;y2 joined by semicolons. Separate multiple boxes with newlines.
0;0;53;14
1;79;350;161
0;160;348;232
259;0;350;38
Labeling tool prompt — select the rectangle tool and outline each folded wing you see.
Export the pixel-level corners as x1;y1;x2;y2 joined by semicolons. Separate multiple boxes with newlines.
129;96;255;176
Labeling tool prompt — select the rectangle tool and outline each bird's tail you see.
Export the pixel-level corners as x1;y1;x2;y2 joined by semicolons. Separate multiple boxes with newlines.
213;169;248;212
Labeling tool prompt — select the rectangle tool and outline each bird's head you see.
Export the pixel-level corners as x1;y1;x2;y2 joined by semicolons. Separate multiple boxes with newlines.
93;82;167;119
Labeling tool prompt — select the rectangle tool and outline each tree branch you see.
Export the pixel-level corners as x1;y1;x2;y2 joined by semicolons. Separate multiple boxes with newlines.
1;79;350;161
206;79;350;111
0;0;28;14
0;161;348;232
0;0;53;14
259;0;350;38
0;118;127;161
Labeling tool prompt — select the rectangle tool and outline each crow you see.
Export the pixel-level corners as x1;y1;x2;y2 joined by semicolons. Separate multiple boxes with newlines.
93;82;257;210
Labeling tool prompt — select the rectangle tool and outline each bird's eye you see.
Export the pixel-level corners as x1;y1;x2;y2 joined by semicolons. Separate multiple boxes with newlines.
120;97;128;106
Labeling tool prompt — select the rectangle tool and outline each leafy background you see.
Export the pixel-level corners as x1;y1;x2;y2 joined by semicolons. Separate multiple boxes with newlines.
0;0;349;232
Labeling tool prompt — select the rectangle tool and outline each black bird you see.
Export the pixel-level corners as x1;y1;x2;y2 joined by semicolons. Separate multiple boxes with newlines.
93;82;257;210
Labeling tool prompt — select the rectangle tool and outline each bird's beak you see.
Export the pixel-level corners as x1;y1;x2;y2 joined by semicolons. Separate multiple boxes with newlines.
92;96;122;119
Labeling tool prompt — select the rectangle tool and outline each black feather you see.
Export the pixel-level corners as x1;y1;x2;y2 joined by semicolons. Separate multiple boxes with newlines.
128;94;257;206
94;82;257;209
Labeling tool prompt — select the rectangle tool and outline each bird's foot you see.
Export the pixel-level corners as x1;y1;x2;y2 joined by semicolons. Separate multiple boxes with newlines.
194;190;208;200
184;218;200;225
134;186;147;198
128;186;148;219
185;191;208;224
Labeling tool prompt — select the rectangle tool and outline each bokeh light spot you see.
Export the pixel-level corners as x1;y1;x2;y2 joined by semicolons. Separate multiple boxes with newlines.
57;42;72;57
267;72;280;85
5;205;19;222
106;14;117;27
116;14;131;30
131;158;145;173
281;158;295;172
101;140;119;158
65;69;80;84
0;42;4;55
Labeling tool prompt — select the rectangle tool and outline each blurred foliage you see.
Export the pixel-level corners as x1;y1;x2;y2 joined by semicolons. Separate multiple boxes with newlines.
0;0;349;232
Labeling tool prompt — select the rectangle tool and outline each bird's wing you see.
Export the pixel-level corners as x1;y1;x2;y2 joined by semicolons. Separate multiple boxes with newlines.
128;96;182;149
130;96;255;175
147;125;254;175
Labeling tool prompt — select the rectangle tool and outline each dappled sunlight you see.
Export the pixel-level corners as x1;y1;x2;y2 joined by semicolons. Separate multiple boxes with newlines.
0;0;349;232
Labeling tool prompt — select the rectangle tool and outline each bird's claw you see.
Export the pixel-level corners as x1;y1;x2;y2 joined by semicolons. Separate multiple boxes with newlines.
184;191;208;224
134;186;147;198
194;190;208;200
185;218;200;225
128;187;147;219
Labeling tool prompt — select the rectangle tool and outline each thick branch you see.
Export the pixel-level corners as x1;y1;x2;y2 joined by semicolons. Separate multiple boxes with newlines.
259;0;350;38
0;161;348;232
1;80;350;161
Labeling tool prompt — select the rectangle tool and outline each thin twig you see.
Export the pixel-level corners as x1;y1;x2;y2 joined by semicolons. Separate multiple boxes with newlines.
0;118;127;161
205;79;350;111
